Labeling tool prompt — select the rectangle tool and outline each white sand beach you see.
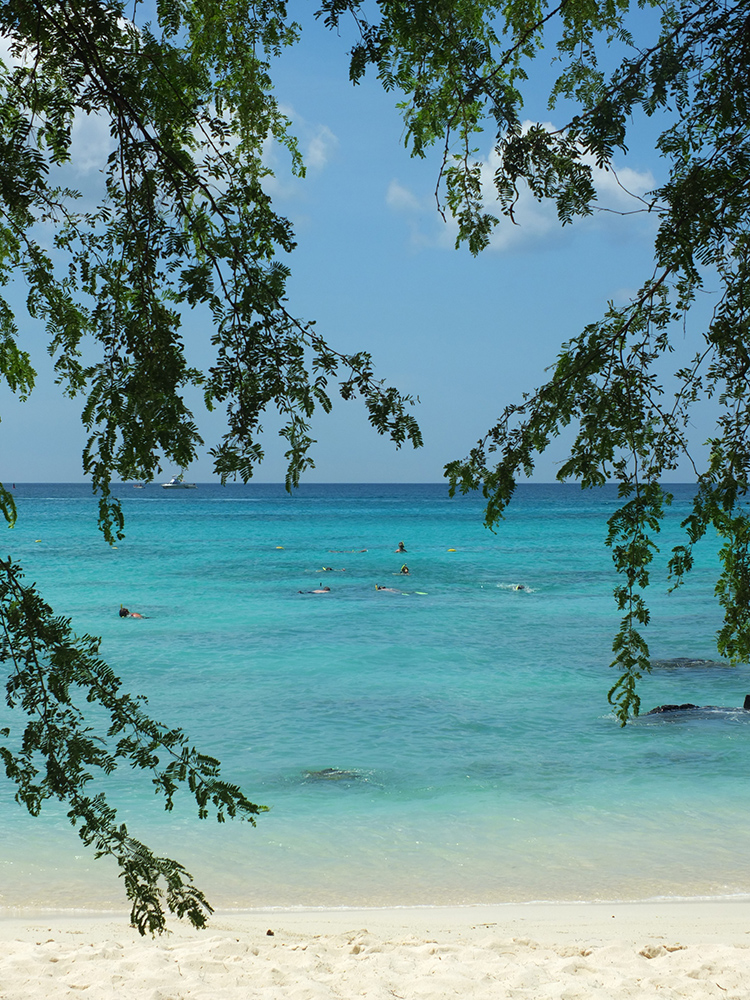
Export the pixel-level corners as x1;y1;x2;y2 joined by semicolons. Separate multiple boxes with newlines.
1;900;748;999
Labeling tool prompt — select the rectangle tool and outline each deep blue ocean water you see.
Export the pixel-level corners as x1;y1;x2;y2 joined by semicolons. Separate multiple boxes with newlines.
1;482;749;913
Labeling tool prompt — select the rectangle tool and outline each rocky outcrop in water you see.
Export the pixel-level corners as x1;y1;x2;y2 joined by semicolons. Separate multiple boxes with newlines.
645;695;750;714
645;703;700;714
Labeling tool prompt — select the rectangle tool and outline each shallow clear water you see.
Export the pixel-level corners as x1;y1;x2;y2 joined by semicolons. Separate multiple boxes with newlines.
1;482;749;913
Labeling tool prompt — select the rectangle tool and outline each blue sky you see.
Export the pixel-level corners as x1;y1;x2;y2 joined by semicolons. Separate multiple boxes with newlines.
0;8;716;483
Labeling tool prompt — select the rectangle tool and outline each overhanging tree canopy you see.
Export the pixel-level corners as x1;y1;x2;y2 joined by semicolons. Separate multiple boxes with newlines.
0;0;421;934
324;0;750;721
0;0;747;930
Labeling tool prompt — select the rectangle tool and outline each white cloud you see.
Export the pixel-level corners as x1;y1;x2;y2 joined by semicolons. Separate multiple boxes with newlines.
587;159;655;212
0;29;114;178
305;124;338;170
386;180;422;213
477;146;560;251
69;111;113;175
387;120;658;253
612;286;641;304
275;103;338;174
0;34;13;65
385;179;457;250
262;107;338;199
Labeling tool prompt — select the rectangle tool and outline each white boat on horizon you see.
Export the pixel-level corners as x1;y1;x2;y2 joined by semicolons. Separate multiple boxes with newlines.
162;474;197;490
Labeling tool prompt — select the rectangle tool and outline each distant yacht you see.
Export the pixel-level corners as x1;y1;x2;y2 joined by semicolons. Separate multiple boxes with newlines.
162;474;197;490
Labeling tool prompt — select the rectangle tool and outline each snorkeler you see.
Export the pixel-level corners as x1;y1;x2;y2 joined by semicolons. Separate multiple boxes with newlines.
396;541;406;553
400;564;410;575
119;606;146;618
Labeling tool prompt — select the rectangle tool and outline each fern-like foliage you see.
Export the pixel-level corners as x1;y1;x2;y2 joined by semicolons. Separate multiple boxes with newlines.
0;557;265;934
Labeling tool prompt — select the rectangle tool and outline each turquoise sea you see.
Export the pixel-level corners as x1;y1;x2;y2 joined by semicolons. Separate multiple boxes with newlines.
1;482;749;914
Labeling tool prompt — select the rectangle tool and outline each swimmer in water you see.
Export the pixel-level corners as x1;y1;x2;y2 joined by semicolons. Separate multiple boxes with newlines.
299;586;331;594
119;606;145;618
376;585;400;593
400;564;410;575
396;541;406;553
515;584;525;591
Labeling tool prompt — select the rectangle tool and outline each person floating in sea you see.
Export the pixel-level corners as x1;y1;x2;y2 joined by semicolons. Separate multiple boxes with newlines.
396;541;406;553
376;585;400;593
119;606;146;618
400;564;410;575
299;586;331;594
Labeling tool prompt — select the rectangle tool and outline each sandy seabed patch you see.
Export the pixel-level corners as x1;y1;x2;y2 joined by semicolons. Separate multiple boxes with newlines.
1;900;749;999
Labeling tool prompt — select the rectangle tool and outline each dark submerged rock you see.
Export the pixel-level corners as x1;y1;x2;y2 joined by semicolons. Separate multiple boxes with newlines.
649;657;732;670
302;767;362;782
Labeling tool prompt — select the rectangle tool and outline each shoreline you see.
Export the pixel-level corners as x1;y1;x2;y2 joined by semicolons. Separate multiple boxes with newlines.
3;890;750;916
5;896;747;930
2;900;749;998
